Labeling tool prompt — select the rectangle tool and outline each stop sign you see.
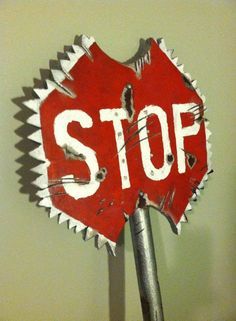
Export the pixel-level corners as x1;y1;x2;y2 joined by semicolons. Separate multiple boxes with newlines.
25;35;211;252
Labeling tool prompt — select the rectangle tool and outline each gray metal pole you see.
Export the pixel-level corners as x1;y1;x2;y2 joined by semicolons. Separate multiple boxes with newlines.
129;207;164;321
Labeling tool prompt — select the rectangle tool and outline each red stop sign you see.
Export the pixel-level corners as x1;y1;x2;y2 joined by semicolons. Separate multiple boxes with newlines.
26;36;211;251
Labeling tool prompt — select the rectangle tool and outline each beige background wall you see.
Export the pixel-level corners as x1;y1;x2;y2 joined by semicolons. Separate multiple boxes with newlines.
1;1;235;320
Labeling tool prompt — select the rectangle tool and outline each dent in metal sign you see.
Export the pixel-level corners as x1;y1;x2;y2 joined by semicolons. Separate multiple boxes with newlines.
24;35;212;254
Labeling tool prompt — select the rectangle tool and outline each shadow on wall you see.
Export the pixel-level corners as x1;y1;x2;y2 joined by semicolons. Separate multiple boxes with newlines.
108;231;125;321
12;35;89;204
13;85;42;203
150;211;214;321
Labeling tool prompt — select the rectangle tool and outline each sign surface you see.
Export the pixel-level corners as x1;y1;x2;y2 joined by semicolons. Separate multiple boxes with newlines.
25;35;212;252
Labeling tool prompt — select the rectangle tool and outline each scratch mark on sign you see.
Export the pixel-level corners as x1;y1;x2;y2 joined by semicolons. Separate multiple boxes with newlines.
168;188;176;208
48;177;90;188
126;132;161;154
118;120;154;154
54;82;76;98
127;114;153;132
182;74;195;90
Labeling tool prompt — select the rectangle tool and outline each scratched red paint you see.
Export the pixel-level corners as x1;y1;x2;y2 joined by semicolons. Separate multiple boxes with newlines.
40;39;207;242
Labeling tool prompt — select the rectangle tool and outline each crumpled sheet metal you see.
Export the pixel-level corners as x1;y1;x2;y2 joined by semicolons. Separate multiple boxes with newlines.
24;35;212;254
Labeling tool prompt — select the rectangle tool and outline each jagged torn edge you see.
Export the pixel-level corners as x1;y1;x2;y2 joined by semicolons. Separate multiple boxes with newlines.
156;38;212;234
24;35;116;256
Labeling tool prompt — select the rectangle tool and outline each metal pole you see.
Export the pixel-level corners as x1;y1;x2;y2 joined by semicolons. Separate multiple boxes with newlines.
129;207;164;321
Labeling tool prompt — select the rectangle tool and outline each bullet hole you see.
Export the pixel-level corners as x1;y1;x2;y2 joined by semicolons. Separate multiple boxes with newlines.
121;84;135;122
109;201;114;206
186;153;197;168
99;198;106;205
150;170;154;176
121;158;125;163
95;167;107;182
167;153;174;164
117;131;122;137
96;172;104;181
